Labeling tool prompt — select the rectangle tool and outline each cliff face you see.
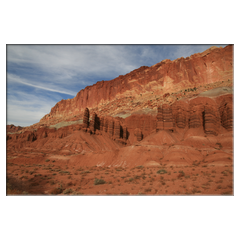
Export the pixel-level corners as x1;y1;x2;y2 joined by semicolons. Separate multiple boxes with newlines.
40;45;233;124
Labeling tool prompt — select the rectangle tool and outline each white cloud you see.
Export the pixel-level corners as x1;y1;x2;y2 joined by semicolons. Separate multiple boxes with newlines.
8;73;76;96
7;44;228;127
7;90;57;127
7;45;140;80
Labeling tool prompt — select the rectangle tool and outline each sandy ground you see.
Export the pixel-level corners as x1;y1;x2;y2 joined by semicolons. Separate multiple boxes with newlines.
6;151;233;196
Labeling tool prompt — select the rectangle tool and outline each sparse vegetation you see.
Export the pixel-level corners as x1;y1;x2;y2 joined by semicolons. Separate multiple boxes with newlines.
157;169;167;174
94;178;106;185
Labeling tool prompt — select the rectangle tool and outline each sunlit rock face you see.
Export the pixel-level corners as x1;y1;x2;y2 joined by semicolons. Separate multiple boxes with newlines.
40;45;233;124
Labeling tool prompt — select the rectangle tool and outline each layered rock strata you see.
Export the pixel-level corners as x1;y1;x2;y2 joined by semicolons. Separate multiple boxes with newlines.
134;128;142;141
122;125;128;141
83;108;89;128
189;105;203;129
108;118;114;137
103;118;108;132
156;105;164;132
204;104;219;135
114;121;120;139
162;104;174;131
7;95;233;149
156;104;174;131
219;98;233;131
100;117;104;131
40;45;233;124
172;102;188;129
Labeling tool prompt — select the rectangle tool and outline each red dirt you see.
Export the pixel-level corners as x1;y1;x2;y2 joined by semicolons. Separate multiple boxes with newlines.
6;126;233;195
6;45;234;195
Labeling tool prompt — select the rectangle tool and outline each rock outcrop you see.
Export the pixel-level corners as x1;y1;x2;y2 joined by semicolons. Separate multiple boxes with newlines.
100;117;104;131
40;45;233;124
83;108;89;128
122;125;128;141
204;104;219;135
219;97;233;131
156;104;174;131
134;128;142;141
155;95;232;136
108;118;114;137
114;120;120;139
162;104;174;131
6;124;23;133
103;118;108;132
156;106;164;132
172;101;188;129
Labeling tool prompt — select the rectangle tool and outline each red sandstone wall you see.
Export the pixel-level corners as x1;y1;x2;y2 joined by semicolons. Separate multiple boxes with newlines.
41;45;233;122
7;95;233;149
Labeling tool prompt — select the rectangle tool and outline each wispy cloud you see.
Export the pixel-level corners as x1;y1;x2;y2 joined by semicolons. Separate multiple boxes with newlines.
7;44;228;126
8;73;76;96
7;90;57;127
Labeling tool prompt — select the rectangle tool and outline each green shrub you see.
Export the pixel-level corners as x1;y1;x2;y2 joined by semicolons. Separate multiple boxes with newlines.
63;188;73;194
136;165;144;169
45;159;50;162
157;169;167;174
94;178;106;185
178;170;185;176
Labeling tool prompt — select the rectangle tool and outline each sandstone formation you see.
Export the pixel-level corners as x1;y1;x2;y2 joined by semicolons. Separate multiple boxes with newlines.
83;108;89;128
204;104;219;135
89;120;94;133
134;128;142;141
7;124;23;133
100;117;104;131
172;101;188;129
162;104;174;131
7;94;233;151
189;105;202;129
122;125;128;140
103;118;108;132
114;120;120;139
108;118;114;137
156;106;164;131
6;45;234;196
219;97;233;131
40;45;233;125
155;94;233;137
156;104;174;131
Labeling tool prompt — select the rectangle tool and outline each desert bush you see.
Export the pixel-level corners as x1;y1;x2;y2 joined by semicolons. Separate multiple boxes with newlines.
20;175;28;180
50;180;55;185
178;170;185;175
157;169;167;174
51;187;63;195
144;188;151;192
136;165;144;169
115;168;123;171
94;178;106;185
45;159;50;162
63;188;73;194
134;175;141;180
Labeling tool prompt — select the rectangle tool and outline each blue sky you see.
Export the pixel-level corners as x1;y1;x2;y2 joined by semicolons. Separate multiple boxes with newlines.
6;44;228;127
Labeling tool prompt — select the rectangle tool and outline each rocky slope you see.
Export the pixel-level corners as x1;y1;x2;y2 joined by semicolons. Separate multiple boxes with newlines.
6;45;234;195
38;45;233;127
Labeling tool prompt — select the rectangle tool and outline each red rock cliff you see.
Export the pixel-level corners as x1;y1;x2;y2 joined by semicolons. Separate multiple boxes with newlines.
41;45;233;123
